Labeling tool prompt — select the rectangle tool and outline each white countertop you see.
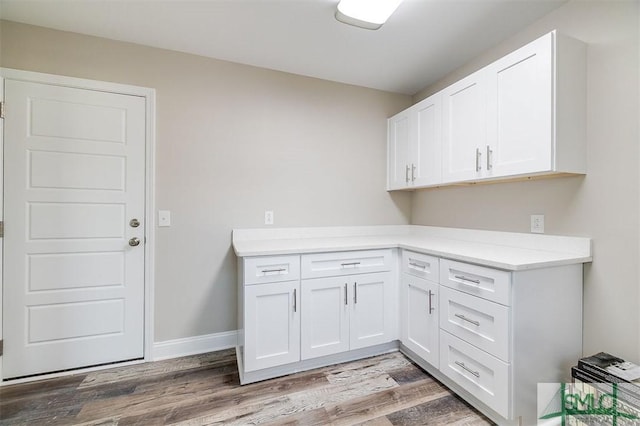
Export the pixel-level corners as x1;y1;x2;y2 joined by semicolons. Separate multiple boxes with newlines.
232;225;592;271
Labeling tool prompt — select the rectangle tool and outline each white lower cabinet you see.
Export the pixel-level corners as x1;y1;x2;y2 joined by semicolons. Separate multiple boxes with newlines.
439;330;510;418
301;271;395;360
243;280;300;372
238;248;583;425
238;249;396;383
300;276;349;359
401;251;440;367
433;258;583;424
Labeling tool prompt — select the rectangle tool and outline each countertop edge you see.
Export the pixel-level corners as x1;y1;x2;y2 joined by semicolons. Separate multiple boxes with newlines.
232;238;592;271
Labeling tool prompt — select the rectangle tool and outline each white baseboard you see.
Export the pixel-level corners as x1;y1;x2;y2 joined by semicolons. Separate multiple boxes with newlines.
152;330;238;361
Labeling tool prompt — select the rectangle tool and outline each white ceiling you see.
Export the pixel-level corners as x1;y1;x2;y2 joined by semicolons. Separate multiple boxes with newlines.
0;0;567;95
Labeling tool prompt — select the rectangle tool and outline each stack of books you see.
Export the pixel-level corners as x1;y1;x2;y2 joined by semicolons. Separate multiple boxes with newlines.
568;352;640;425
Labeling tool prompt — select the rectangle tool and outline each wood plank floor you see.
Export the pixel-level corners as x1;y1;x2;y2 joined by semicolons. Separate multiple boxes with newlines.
0;349;493;425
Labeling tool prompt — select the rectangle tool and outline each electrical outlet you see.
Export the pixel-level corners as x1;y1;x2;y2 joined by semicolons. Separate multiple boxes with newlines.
264;210;274;225
530;214;544;234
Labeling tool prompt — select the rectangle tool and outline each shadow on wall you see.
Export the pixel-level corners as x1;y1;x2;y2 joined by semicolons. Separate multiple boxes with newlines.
190;244;239;332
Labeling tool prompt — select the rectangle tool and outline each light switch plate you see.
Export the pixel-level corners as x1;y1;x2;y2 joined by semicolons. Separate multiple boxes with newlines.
158;210;171;227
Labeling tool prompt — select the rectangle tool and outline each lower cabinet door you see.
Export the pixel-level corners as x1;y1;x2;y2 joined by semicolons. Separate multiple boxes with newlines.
440;330;511;419
350;272;394;350
244;281;300;371
402;274;439;368
301;277;350;360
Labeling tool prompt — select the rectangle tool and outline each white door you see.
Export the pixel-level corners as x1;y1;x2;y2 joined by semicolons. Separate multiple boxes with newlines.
441;72;488;183
350;272;392;350
403;274;439;367
412;93;442;187
244;281;300;371
387;110;411;190
3;79;146;379
301;277;349;360
486;32;553;177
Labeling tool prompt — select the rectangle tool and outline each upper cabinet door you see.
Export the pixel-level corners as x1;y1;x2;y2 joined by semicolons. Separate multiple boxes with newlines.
412;93;442;187
441;72;488;183
387;110;412;190
486;32;554;177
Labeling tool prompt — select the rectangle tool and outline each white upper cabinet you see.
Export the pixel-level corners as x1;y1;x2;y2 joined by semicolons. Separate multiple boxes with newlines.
387;109;411;190
387;93;442;190
441;72;488;182
485;32;554;177
389;30;586;189
412;94;442;186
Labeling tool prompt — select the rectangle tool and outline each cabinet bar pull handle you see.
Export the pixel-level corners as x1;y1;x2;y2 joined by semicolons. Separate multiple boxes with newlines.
455;313;480;326
454;275;481;285
293;289;297;313
428;290;434;314
455;361;480;378
486;145;493;170
409;262;426;270
344;283;348;306
354;282;358;304
405;165;410;183
475;148;482;172
262;268;286;274
411;164;416;182
341;262;361;267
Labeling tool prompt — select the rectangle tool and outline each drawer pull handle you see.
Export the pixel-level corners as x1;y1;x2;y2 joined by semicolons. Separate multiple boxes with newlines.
454;275;480;285
409;262;426;270
344;283;348;306
262;268;286;274
428;290;434;314
455;361;480;378
455;313;480;326
341;262;361;268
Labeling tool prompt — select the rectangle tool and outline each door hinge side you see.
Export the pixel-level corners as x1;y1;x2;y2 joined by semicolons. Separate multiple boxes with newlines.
0;101;4;119
0;221;4;238
0;340;3;356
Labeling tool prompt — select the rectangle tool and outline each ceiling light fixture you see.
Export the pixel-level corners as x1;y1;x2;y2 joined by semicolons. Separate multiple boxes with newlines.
335;0;403;30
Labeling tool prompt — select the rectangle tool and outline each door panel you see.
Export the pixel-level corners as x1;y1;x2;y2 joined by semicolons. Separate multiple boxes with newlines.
387;111;410;189
350;272;392;350
487;33;553;176
3;79;146;379
442;73;487;182
404;275;439;367
412;93;442;186
244;281;300;372
301;277;349;360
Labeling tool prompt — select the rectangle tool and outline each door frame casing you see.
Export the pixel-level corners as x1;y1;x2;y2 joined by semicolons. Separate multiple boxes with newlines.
0;68;156;382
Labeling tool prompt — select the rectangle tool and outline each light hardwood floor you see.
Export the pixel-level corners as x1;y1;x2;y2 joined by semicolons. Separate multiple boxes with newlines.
0;349;493;425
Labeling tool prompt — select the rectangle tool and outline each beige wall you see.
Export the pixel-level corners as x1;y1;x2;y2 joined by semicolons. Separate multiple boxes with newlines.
0;20;412;342
412;0;640;361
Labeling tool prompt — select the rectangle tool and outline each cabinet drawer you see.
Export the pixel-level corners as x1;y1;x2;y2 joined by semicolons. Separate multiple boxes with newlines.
440;259;511;305
301;249;392;279
243;255;300;285
402;250;439;282
440;286;510;362
440;330;510;419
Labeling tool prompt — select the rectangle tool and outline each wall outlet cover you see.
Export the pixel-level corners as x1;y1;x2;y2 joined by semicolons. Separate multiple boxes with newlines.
530;214;544;234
